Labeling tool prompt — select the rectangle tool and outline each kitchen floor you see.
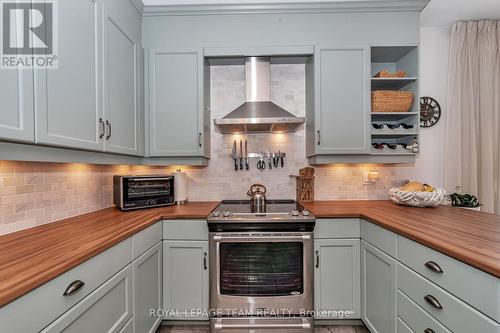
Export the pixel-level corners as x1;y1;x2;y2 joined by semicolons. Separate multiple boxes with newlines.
156;325;370;333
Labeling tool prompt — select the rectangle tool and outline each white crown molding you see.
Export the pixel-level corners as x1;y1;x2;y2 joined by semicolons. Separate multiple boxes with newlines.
130;0;145;14
141;0;430;17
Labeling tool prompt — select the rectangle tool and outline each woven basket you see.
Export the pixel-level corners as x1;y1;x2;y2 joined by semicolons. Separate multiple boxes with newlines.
388;187;446;207
373;70;407;78
372;90;414;112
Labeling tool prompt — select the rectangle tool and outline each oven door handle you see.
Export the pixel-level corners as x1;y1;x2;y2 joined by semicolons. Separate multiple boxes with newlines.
213;234;311;241
130;177;171;182
213;319;311;330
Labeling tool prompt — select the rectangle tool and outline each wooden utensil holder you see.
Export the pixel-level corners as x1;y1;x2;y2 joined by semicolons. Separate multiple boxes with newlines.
295;176;315;202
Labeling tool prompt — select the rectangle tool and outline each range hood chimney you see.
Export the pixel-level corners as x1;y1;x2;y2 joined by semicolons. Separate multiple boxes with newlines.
214;57;305;134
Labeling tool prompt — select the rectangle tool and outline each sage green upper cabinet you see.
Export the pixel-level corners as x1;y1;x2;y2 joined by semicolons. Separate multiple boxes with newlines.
306;45;370;157
147;48;210;157
0;68;34;142
102;0;142;156
35;0;103;151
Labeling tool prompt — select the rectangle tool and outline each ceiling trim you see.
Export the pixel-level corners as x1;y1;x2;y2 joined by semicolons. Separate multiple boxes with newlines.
141;0;430;17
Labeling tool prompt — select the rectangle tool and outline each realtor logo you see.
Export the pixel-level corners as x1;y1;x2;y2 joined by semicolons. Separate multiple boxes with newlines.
1;0;58;69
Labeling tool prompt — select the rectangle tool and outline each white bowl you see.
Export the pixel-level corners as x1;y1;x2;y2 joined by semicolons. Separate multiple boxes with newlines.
388;187;446;207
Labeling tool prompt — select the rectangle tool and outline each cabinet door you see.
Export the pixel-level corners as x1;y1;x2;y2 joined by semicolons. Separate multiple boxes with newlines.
361;240;397;333
133;242;162;333
163;240;209;320
148;48;205;157
314;45;370;154
41;265;133;333
102;0;141;156
314;239;361;319
0;68;34;142
35;0;103;151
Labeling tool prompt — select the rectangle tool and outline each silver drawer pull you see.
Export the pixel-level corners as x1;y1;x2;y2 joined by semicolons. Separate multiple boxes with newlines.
424;329;436;333
424;261;443;274
424;294;443;310
63;280;85;296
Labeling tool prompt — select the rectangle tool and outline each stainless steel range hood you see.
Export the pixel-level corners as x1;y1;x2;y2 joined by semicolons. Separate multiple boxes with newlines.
214;57;305;134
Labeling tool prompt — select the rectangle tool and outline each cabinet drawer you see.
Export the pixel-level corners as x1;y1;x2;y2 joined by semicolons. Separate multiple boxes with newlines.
397;263;499;333
163;220;208;240
0;239;132;333
397;290;451;333
397;317;414;333
132;221;162;260
41;264;133;333
398;236;500;321
361;220;397;258
314;219;361;238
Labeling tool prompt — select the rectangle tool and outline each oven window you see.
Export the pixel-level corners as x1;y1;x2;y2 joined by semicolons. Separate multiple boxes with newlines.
124;179;172;200
219;242;303;296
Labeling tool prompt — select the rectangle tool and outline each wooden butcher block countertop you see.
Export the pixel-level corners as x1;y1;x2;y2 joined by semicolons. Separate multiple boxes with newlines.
301;201;500;278
0;199;499;308
0;202;219;307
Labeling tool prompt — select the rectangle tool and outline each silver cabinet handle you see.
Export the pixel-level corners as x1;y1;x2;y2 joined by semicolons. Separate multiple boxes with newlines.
63;280;85;296
198;132;202;147
315;250;319;268
317;130;321;146
99;118;105;139
424;261;443;274
203;252;208;270
424;329;436;333
424;295;443;310
105;120;111;140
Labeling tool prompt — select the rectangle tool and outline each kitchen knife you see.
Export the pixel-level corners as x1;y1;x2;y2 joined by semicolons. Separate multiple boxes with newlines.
244;140;249;170
280;151;284;167
239;140;243;170
267;147;272;169
232;140;238;171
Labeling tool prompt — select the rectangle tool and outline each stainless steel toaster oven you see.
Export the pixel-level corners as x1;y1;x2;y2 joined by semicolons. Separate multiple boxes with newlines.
113;175;175;210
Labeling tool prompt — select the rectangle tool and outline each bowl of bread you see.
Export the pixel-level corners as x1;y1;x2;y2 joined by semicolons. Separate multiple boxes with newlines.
388;181;446;207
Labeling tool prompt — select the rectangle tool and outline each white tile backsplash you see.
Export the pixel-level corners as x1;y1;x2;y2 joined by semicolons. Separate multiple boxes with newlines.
0;63;402;235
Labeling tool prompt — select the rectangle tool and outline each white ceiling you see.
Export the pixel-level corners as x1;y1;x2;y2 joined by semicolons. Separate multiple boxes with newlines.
141;0;351;5
421;0;500;27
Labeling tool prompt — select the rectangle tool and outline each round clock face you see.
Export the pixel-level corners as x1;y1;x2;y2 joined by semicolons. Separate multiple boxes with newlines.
420;96;441;127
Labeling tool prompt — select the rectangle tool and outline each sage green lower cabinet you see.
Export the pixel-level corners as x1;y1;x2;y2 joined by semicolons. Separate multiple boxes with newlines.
133;242;163;333
361;240;397;333
314;239;361;319
163;240;209;320
41;264;133;333
397;317;414;333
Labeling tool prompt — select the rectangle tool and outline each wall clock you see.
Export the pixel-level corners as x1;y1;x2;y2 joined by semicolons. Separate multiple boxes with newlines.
420;96;441;128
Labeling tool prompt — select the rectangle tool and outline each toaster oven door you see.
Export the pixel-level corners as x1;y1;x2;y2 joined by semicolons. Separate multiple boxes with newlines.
122;177;174;208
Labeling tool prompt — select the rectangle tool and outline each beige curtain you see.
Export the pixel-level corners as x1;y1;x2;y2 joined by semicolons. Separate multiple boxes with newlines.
444;20;500;213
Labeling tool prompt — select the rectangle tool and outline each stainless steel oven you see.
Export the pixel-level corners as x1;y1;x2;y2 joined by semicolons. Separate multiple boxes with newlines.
209;231;313;316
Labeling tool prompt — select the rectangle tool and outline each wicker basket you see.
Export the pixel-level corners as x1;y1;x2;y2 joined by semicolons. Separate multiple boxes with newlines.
373;70;407;78
372;90;414;112
388;187;446;207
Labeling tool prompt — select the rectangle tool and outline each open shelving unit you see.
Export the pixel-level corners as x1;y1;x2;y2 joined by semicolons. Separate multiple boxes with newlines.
370;45;419;158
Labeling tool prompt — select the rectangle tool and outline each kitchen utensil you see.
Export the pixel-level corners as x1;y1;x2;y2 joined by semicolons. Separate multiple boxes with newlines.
246;184;267;213
232;140;238;171
257;153;266;170
279;151;284;167
239;140;243;170
244;140;249;170
273;153;279;167
267;148;272;169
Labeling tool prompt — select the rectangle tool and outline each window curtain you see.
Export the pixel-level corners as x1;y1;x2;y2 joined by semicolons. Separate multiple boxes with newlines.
444;20;500;214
